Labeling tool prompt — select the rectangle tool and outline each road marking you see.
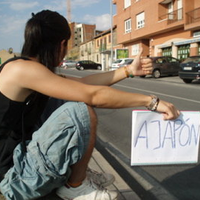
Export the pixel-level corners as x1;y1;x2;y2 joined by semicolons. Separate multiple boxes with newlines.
59;71;200;104
115;84;200;104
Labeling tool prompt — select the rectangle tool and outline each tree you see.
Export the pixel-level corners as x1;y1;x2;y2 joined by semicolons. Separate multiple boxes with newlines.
8;47;13;54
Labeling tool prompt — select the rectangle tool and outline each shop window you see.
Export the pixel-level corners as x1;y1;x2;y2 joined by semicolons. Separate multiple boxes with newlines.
162;47;172;57
177;45;190;61
198;43;200;55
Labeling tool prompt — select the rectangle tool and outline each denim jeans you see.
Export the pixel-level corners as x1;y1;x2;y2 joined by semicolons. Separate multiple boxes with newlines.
0;101;90;200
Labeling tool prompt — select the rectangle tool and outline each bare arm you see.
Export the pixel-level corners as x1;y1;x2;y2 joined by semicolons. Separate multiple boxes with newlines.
1;59;180;120
67;67;128;86
17;61;150;108
65;49;153;86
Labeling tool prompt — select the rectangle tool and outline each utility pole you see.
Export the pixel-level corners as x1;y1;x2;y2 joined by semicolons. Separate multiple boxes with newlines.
110;0;114;67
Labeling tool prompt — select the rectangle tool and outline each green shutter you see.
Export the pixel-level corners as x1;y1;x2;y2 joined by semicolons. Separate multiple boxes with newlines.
162;47;172;57
177;45;190;61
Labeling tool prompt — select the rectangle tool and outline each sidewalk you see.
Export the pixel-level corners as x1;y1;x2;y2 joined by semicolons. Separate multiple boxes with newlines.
0;148;140;200
88;148;141;200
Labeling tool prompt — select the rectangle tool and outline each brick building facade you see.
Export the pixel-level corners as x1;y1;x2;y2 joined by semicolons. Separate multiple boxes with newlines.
113;0;200;61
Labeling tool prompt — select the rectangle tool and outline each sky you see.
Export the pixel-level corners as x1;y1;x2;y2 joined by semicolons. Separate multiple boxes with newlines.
0;0;115;53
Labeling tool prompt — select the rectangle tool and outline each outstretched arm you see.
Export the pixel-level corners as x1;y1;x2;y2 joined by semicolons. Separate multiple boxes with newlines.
2;58;179;120
66;49;152;86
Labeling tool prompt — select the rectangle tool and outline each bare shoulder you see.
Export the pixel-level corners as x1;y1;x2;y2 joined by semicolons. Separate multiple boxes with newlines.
6;59;48;73
2;58;54;81
1;58;55;88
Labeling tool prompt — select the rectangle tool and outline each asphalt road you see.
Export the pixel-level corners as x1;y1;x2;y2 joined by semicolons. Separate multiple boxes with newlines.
59;68;200;200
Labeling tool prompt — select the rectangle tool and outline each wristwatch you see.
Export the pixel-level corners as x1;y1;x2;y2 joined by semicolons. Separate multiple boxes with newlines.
146;95;159;111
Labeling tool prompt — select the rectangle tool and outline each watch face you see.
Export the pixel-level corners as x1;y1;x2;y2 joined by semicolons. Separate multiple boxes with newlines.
147;95;158;111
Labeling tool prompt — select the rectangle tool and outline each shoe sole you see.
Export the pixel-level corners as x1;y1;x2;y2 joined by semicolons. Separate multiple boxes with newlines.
56;189;118;200
57;193;118;200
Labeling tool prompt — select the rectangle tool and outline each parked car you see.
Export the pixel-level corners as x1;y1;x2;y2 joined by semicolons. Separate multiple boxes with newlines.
76;60;102;70
118;59;134;67
179;56;200;83
111;58;133;70
141;56;181;78
60;60;77;69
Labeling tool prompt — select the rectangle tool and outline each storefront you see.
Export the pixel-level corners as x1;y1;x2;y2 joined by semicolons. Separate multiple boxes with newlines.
162;47;172;57
177;44;190;61
174;38;200;61
198;43;200;54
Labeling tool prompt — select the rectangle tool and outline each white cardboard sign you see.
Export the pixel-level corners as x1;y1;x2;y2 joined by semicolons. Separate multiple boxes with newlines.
131;111;200;166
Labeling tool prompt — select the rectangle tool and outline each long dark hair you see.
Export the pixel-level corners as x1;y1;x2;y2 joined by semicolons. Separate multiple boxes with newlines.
21;10;71;71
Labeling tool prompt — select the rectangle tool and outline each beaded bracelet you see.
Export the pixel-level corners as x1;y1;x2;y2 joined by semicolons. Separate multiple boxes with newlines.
124;66;134;78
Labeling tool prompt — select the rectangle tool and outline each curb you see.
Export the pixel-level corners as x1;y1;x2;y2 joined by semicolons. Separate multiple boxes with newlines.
96;138;178;200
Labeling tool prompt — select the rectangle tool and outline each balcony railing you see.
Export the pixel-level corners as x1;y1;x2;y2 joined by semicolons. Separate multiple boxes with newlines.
186;7;200;25
159;8;183;24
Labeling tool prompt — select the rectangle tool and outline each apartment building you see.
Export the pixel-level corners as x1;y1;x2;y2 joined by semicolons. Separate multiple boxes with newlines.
67;22;96;60
79;27;117;70
113;0;200;61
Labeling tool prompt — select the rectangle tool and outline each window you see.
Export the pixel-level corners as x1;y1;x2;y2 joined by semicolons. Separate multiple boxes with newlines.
177;45;190;61
132;44;140;56
109;35;111;43
168;2;173;20
162;47;172;57
156;58;166;64
168;57;180;63
177;0;183;20
125;18;132;33
193;30;200;38
136;12;145;29
124;0;131;8
198;43;200;54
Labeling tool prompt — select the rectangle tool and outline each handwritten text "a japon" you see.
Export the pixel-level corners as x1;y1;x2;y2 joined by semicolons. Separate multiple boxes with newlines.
134;118;200;150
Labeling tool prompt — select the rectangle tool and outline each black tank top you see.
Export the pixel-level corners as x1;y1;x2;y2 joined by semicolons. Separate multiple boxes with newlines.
0;57;49;179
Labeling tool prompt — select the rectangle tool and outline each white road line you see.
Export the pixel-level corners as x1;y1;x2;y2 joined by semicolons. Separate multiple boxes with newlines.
58;71;200;104
115;84;200;104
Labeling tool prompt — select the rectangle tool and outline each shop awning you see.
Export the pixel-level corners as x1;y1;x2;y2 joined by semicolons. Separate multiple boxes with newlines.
174;38;200;46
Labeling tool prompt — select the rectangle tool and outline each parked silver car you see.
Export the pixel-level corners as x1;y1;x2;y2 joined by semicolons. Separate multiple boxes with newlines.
110;58;133;70
60;60;77;69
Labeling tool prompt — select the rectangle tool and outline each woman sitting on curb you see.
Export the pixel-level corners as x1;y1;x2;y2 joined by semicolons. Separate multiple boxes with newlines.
0;10;179;200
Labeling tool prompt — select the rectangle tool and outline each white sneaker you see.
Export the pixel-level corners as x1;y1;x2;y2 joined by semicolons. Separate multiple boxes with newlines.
87;168;115;187
56;178;118;200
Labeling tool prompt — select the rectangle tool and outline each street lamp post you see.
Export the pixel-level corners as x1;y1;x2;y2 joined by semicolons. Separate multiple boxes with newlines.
110;0;114;70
